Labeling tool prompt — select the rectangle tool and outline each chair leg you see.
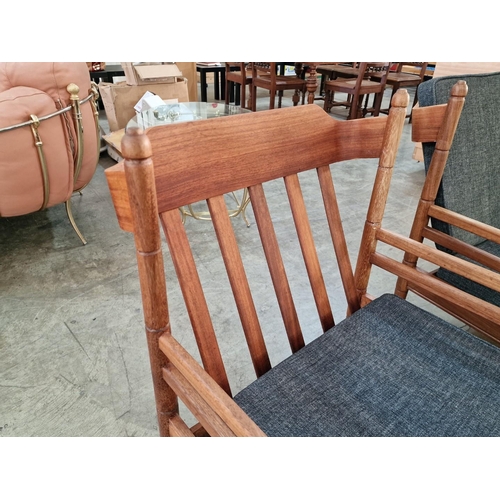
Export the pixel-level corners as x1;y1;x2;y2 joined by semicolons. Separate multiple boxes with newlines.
246;84;252;110
324;89;332;113
350;95;363;120
235;83;241;106
225;80;230;105
251;84;257;111
277;90;283;108
292;89;300;106
65;196;86;245
372;92;384;117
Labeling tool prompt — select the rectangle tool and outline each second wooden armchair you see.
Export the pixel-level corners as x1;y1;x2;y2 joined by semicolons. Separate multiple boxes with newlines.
105;84;500;437
250;62;306;111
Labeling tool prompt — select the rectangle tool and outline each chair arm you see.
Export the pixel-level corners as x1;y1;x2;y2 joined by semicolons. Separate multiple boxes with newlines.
159;334;266;437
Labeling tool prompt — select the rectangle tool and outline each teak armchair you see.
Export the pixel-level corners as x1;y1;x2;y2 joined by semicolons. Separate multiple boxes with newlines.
105;84;500;436
396;72;500;343
250;62;306;111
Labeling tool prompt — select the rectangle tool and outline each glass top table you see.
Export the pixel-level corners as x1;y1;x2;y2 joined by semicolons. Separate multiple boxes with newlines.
127;102;252;225
127;101;249;129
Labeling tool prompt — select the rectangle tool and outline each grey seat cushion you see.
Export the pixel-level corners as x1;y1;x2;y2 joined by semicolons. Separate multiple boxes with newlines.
234;294;500;436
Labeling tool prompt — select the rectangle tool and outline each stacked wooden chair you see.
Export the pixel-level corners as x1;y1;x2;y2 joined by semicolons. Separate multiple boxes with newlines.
105;83;500;436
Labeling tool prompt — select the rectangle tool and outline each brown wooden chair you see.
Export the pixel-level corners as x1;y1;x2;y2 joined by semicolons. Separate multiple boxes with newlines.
372;62;429;119
316;63;356;95
250;62;306;111
323;62;391;120
224;62;252;109
105;84;500;437
395;73;500;344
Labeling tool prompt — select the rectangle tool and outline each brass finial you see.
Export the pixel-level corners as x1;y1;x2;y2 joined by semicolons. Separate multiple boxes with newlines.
67;83;80;101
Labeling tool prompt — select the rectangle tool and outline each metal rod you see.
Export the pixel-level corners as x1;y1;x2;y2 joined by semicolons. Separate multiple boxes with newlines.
67;83;85;185
65;198;87;245
29;114;50;211
0;93;94;134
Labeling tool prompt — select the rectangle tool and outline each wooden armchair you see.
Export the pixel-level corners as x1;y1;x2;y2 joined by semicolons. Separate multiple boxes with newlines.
250;62;306;111
395;73;500;344
323;62;391;119
105;85;500;436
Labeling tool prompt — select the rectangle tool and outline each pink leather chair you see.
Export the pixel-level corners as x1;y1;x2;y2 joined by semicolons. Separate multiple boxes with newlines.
0;62;100;244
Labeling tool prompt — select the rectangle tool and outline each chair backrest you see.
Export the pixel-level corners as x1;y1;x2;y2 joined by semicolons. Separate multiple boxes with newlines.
417;72;500;247
105;90;409;435
225;62;249;82
363;62;391;85
251;62;279;81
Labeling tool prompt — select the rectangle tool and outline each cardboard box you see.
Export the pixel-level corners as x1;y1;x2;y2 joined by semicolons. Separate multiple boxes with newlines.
176;62;198;101
102;129;125;163
121;62;182;86
98;79;189;132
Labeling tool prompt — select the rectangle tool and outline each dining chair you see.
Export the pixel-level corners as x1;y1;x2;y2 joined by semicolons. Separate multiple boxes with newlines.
224;62;252;109
250;62;306;111
105;83;500;436
395;72;500;344
372;62;429;119
323;62;391;120
315;63;356;95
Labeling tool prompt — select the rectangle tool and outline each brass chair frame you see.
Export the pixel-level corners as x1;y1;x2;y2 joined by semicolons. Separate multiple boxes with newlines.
0;83;100;244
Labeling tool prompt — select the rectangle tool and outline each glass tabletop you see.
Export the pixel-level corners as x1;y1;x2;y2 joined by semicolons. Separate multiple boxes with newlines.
127;101;251;130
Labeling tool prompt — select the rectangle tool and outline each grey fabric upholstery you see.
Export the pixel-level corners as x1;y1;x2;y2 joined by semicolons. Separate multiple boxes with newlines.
418;73;500;309
418;72;500;247
234;294;500;436
435;239;500;307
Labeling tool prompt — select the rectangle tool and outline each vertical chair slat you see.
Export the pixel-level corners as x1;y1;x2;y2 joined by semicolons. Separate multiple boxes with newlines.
284;173;335;332
160;209;232;396
207;194;272;377
317;165;361;315
248;183;305;353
